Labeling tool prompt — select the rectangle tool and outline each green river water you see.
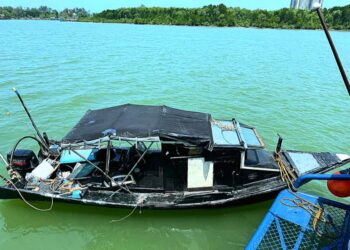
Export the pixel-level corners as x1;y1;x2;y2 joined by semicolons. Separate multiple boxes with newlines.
0;20;349;249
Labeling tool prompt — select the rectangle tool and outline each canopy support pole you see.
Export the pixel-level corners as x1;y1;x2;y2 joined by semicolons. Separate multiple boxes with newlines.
105;139;112;175
110;142;153;197
126;141;146;163
70;148;114;183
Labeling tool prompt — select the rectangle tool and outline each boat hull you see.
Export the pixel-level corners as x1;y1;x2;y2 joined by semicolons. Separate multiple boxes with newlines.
1;150;348;209
0;176;285;209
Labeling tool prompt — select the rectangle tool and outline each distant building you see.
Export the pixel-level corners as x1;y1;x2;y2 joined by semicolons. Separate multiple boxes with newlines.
290;0;324;10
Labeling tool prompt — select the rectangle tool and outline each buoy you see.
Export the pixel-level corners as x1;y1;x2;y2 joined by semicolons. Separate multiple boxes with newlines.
327;172;350;197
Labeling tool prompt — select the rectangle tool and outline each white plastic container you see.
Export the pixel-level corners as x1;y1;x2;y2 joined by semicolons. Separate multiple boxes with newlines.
30;159;55;180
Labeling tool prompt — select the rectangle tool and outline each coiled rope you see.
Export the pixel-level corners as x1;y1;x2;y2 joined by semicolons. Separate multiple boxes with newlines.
280;191;327;237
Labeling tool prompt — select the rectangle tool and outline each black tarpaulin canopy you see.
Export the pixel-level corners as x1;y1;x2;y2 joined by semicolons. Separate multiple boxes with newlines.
62;104;212;145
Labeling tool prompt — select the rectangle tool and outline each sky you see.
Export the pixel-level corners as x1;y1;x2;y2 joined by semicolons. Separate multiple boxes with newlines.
0;0;348;12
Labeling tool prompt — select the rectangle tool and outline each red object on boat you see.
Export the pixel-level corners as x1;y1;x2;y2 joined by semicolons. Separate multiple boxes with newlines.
327;172;350;197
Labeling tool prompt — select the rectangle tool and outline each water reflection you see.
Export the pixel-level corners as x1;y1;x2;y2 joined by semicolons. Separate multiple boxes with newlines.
0;199;272;249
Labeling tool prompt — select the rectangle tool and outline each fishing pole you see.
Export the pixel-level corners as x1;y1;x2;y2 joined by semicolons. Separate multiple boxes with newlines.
12;88;48;147
313;3;350;96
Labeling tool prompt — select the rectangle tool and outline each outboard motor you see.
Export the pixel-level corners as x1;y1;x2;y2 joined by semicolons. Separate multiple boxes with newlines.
7;149;39;178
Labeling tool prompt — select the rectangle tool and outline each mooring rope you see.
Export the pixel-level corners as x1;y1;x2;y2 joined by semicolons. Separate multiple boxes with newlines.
274;151;329;236
274;151;298;192
0;174;54;212
110;204;140;223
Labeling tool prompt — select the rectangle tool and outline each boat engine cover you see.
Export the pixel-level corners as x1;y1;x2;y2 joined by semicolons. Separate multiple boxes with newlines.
7;149;39;173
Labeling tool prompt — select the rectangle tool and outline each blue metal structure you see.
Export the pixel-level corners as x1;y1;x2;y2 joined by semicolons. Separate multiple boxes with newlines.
246;189;350;249
294;174;350;188
246;171;350;249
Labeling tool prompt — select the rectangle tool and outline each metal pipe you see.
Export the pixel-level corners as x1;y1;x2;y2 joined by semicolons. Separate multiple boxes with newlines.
126;141;146;163
110;142;153;197
314;7;350;96
0;154;9;167
105;139;111;175
120;142;153;186
294;173;350;188
70;148;114;183
13;88;48;145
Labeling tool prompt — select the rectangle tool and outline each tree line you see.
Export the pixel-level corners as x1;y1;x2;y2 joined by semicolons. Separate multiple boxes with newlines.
85;4;350;30
1;4;349;30
0;6;89;20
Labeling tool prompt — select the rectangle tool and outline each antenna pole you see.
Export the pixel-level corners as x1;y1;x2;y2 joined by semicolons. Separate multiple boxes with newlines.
314;7;350;95
13;88;48;146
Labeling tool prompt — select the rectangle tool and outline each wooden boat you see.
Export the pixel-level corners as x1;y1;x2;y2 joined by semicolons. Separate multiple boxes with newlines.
0;103;349;209
1;3;349;211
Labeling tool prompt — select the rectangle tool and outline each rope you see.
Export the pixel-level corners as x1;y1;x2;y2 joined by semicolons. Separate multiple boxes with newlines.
274;151;328;235
110;205;138;223
0;174;54;212
110;200;144;223
281;191;326;237
274;151;298;192
211;119;235;131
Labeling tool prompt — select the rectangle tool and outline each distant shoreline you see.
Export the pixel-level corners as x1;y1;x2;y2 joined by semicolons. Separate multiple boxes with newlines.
79;4;350;31
0;17;77;22
76;18;350;31
1;4;349;31
2;18;348;32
